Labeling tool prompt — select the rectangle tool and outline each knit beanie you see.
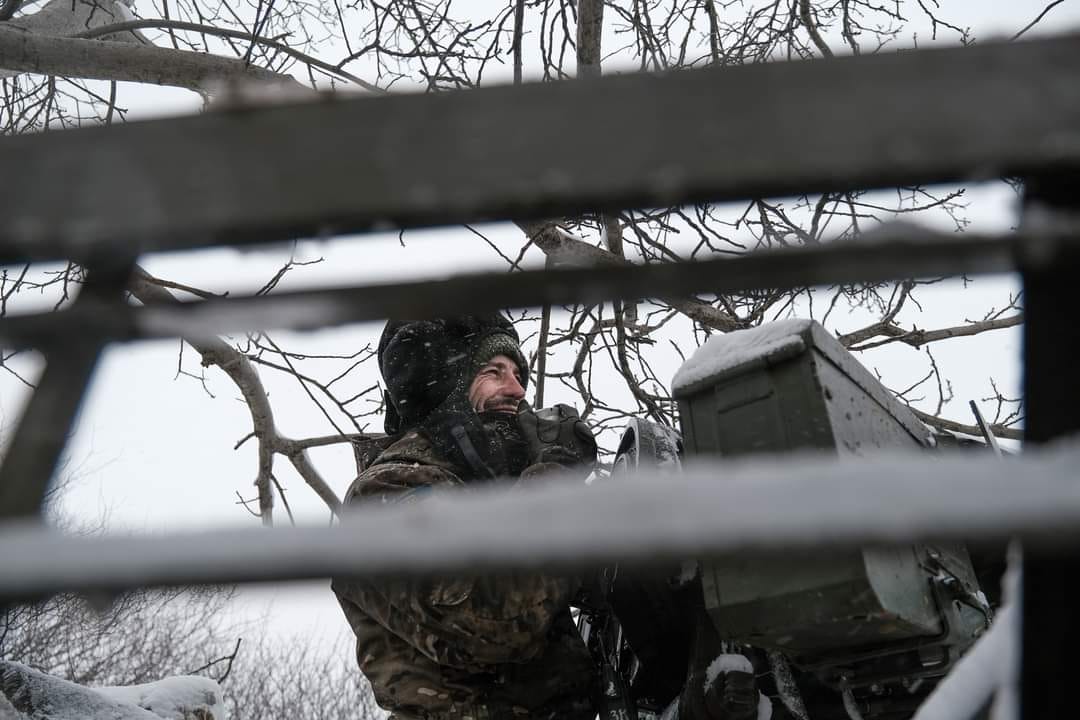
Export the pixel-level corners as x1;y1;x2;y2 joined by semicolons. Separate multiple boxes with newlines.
377;314;529;479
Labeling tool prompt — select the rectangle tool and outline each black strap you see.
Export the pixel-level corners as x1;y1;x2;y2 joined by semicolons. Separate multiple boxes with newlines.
451;425;496;480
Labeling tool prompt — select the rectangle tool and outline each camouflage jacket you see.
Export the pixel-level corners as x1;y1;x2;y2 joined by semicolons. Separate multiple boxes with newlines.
331;431;596;720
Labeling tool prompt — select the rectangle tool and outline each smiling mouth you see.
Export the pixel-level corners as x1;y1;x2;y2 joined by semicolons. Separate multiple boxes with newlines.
482;397;521;413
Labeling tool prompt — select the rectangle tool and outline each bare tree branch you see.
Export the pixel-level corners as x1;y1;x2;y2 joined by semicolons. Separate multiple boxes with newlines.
799;0;834;58
909;406;1022;442
188;637;242;681
129;268;344;522
835;280;914;346
519;220;740;332
0;26;300;92
512;0;525;85
73;19;380;90
1013;0;1066;41
846;314;1023;351
287;450;343;516
576;0;603;79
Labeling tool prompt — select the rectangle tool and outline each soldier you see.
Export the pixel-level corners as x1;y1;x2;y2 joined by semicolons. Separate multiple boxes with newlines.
332;314;599;720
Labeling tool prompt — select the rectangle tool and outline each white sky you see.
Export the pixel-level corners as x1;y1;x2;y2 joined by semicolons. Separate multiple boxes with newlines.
3;0;1078;650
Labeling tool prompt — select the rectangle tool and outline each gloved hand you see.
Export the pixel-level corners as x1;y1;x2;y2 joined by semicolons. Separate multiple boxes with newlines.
517;403;598;470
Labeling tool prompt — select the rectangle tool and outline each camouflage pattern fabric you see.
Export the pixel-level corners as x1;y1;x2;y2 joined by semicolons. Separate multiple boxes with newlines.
332;431;596;720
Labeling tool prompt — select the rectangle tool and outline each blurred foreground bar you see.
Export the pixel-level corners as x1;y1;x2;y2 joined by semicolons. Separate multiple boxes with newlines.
0;225;1062;350
1;34;1079;263
1019;174;1080;717
1;445;1077;600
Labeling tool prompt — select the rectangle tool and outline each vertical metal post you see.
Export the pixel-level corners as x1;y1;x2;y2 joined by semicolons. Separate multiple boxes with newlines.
0;261;133;519
1020;173;1080;718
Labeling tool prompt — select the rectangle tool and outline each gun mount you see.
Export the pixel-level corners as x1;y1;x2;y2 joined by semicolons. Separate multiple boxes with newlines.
592;319;998;720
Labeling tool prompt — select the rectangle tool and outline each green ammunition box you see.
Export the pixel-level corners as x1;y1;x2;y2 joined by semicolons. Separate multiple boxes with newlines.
672;319;985;657
674;319;932;458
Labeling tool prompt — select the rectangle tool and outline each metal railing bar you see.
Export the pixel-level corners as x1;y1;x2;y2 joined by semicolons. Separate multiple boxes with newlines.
0;263;134;519
0;345;101;519
0;445;1076;600
0;226;1058;351
1018;174;1080;718
1;34;1079;264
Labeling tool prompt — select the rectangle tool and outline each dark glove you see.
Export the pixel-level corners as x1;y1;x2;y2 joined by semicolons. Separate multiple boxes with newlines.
703;670;759;720
517;403;598;469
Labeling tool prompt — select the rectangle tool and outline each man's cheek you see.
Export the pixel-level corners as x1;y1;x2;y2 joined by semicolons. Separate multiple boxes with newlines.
468;380;490;411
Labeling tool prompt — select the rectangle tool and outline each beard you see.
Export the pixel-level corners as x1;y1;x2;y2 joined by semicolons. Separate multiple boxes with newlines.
478;394;522;413
478;409;530;478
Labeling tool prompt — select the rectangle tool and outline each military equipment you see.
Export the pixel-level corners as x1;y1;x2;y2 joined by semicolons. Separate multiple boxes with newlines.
598;318;995;720
969;400;1003;457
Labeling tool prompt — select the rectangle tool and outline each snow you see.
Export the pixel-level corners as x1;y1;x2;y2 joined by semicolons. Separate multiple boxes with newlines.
990;544;1023;720
703;653;753;690
766;651;808;720
1;661;159;720
1;662;225;720
912;546;1021;720
97;676;225;720
674;559;698;587
651;424;683;470
757;692;773;720
910;605;1017;720
2;443;1079;595
700;655;773;720
671;319;813;394
0;693;21;720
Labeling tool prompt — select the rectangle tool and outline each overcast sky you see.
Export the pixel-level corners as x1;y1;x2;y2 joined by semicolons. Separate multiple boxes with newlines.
3;0;1079;650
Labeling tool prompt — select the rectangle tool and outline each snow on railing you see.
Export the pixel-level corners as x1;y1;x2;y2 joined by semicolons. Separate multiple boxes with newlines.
1;443;1076;599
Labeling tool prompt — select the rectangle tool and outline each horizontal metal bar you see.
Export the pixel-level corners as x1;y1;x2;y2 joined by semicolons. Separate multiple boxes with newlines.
2;34;1080;264
1;226;1057;349
0;445;1076;600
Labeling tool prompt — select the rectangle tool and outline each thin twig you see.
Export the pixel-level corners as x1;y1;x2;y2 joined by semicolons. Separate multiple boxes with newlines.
74;19;381;91
1012;1;1066;41
534;258;552;408
270;473;296;526
189;637;242;682
513;0;525;84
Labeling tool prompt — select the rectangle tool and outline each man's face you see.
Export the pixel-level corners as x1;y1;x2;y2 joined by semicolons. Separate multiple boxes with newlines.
468;355;525;413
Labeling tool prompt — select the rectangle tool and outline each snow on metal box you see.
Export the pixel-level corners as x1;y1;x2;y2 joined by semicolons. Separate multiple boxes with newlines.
671;318;933;457
671;319;978;655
